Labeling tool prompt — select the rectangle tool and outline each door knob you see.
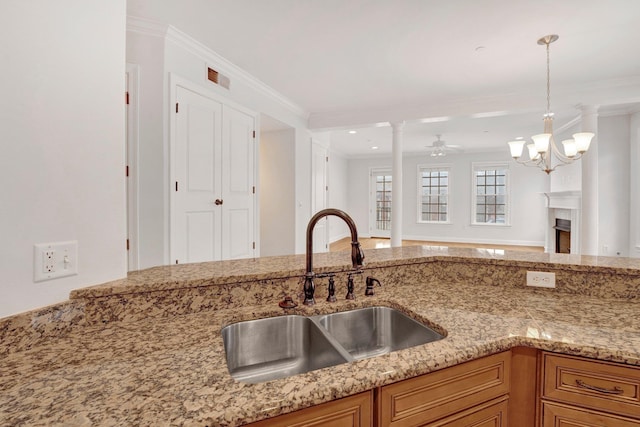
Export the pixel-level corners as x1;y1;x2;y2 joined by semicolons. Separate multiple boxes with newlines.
215;199;223;205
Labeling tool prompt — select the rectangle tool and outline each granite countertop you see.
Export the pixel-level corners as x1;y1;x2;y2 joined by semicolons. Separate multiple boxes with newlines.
1;247;640;426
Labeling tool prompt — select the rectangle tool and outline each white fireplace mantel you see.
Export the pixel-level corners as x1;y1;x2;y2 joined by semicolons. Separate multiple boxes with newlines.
543;191;582;210
542;191;581;254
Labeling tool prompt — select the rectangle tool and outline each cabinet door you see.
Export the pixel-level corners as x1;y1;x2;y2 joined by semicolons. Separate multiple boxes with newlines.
542;401;640;427
379;351;510;426
246;391;373;427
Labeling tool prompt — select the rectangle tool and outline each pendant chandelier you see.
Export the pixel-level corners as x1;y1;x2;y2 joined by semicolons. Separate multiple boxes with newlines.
507;35;594;174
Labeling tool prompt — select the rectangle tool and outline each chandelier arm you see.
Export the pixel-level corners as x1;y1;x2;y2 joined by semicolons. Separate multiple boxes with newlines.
549;136;575;164
514;157;545;168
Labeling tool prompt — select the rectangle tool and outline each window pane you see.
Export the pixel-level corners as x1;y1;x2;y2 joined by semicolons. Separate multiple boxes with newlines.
474;166;508;225
419;167;449;222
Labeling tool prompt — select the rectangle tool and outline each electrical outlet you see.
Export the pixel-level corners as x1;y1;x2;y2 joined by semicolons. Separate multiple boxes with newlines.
34;241;78;282
43;250;55;273
526;271;556;288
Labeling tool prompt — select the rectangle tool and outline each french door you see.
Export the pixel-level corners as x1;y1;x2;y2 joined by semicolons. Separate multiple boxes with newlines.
370;169;392;238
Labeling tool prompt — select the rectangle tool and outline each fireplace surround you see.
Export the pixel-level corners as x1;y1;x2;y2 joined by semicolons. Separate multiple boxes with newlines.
544;191;581;255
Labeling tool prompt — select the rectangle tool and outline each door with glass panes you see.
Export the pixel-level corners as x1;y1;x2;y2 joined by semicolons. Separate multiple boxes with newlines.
370;170;392;237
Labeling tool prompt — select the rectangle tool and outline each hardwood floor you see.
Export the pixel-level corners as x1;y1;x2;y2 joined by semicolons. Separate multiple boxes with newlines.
330;237;544;253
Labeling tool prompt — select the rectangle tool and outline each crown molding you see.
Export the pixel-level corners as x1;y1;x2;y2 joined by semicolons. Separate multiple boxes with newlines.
126;16;169;38
126;16;308;121
309;76;640;130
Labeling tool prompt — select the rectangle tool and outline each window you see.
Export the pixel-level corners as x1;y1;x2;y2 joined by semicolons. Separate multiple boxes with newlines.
418;166;450;223
472;163;509;225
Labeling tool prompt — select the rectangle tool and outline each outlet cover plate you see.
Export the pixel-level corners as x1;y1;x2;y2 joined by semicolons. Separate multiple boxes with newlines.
34;241;78;282
526;271;556;288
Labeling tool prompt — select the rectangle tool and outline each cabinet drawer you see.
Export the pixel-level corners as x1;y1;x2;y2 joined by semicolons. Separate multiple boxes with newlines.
541;401;640;427
246;391;373;427
426;396;508;427
542;352;640;419
379;351;510;427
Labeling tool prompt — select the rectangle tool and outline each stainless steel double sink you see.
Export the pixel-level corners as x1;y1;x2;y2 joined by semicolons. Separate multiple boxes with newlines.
221;306;445;383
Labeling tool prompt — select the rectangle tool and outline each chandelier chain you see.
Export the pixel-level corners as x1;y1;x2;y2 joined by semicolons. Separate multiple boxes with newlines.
546;41;551;115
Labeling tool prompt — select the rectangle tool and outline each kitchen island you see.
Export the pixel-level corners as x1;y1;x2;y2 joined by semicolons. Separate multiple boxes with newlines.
1;246;639;426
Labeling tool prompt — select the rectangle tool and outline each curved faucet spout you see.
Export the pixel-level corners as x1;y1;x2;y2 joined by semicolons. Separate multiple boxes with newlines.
304;208;364;305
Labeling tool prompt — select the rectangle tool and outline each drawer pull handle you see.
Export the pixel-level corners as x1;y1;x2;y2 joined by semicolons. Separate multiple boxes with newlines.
575;379;624;395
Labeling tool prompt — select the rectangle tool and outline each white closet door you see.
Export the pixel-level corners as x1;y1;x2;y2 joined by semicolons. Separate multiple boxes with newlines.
311;142;328;253
172;86;223;264
221;105;255;259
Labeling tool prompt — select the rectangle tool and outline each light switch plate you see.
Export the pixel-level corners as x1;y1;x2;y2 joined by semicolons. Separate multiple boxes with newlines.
34;241;78;282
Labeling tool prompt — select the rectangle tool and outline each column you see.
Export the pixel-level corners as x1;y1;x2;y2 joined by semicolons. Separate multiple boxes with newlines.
391;122;404;247
580;105;599;255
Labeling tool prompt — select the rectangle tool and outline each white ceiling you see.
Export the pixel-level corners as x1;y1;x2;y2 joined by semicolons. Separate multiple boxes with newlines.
128;0;640;156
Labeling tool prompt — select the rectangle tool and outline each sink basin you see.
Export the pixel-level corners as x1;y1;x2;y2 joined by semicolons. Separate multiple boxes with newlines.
221;315;351;384
314;307;444;360
222;307;445;383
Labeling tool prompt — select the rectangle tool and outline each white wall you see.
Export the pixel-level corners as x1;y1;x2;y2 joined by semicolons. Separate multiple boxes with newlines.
347;151;547;246
260;129;296;256
630;112;640;258
598;115;630;256
548;113;634;256
347;157;391;238
126;20;312;265
0;1;127;318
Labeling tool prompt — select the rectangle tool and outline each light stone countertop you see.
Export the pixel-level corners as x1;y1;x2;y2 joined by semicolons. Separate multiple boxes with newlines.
1;247;640;426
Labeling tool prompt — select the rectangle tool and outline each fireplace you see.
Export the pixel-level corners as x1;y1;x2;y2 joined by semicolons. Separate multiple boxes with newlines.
544;191;581;255
554;219;571;253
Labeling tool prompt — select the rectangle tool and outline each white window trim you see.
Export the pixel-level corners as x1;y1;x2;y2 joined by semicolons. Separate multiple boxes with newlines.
417;163;452;224
470;161;511;227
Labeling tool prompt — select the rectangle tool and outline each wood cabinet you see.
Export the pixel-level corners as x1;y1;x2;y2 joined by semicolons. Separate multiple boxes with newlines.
540;352;640;426
246;350;640;427
378;351;511;426
246;391;373;427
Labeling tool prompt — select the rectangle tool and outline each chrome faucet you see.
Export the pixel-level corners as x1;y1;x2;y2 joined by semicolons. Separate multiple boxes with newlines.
303;208;364;305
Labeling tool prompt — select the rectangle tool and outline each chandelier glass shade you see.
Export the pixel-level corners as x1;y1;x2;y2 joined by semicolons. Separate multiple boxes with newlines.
507;35;594;175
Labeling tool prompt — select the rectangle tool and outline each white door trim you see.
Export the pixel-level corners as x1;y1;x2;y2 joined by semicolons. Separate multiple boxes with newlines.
126;63;140;271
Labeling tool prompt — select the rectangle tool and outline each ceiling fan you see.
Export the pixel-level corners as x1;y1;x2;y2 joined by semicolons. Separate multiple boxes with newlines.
425;135;463;157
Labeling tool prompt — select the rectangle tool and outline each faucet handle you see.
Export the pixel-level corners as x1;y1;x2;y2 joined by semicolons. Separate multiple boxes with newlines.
326;275;337;302
365;276;382;296
345;274;356;300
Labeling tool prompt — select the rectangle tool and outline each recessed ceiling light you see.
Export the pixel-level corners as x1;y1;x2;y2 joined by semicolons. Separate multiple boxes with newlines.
371;146;379;150
515;136;524;140
348;130;357;134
